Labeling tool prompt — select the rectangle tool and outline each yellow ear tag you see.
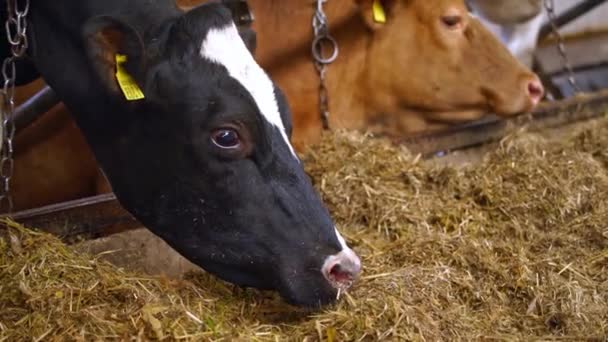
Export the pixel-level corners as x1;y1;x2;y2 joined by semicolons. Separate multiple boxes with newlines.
372;0;387;24
115;54;145;101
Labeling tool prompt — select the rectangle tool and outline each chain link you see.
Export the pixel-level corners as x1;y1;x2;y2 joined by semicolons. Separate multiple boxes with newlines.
0;0;30;215
311;0;338;130
544;0;580;94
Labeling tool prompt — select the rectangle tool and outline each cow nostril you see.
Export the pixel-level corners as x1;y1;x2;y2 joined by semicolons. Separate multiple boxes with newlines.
329;263;353;283
527;78;544;104
322;250;362;290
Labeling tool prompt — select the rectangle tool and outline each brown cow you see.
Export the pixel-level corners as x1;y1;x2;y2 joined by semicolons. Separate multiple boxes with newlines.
10;80;111;211
7;0;543;211
247;0;544;149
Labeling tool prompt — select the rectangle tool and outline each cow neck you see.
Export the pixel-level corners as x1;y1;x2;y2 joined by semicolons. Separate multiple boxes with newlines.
256;3;372;134
321;10;372;131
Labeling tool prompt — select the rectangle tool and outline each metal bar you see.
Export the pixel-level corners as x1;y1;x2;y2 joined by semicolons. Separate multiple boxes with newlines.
13;85;60;133
538;0;607;42
1;193;141;243
3;90;608;242
8;192;117;219
397;89;608;157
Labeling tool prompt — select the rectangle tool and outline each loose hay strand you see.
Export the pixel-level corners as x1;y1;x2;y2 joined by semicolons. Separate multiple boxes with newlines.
2;118;608;340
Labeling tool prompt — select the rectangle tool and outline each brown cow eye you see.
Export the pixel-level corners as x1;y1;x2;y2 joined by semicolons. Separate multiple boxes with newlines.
441;15;462;29
211;128;241;149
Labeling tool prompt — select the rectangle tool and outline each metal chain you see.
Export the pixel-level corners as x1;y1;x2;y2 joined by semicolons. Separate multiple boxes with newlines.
544;0;580;94
0;0;30;215
311;0;338;130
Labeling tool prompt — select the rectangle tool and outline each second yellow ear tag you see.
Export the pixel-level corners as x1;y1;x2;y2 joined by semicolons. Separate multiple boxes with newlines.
115;54;145;101
372;0;386;24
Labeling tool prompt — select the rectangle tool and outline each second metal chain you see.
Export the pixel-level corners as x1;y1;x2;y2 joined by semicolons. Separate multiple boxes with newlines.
544;0;580;94
0;0;30;215
311;0;338;130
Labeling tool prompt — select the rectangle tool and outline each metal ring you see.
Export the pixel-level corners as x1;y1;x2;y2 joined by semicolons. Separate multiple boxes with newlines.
15;0;30;17
0;194;13;213
2;59;16;88
5;18;20;46
311;35;339;65
0;157;14;178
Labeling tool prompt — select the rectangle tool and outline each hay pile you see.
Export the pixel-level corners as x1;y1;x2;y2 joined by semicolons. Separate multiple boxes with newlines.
2;118;608;340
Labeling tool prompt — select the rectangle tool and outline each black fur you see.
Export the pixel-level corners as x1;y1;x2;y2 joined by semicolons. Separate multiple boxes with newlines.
26;0;344;307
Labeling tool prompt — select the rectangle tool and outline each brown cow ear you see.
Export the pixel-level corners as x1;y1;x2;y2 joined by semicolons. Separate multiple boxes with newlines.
82;16;146;99
356;0;397;30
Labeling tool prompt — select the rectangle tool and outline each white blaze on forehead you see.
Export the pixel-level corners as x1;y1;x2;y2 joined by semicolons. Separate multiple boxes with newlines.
200;23;297;159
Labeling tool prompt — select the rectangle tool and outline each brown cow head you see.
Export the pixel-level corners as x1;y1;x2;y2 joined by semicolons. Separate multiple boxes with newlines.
356;0;544;133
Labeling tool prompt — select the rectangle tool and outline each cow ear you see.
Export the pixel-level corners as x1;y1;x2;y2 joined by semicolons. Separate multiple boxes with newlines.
356;0;397;30
82;16;146;97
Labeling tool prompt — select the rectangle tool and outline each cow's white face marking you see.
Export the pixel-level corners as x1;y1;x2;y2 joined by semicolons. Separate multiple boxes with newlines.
200;23;297;159
321;226;361;291
333;227;359;263
334;227;348;250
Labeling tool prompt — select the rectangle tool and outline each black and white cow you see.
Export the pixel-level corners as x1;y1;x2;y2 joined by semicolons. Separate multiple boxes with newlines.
21;0;360;307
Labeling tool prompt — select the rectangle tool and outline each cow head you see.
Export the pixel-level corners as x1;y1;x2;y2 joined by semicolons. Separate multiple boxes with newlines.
356;0;544;132
81;2;360;307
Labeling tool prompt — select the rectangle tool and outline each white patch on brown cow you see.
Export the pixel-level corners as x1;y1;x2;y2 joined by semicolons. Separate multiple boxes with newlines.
200;23;297;158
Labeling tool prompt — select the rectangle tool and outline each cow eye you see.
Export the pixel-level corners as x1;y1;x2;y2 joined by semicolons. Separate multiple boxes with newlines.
211;128;241;149
441;15;463;29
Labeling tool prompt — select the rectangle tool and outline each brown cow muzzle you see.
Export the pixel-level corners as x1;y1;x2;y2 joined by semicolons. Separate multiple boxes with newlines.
526;74;544;107
491;72;545;116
